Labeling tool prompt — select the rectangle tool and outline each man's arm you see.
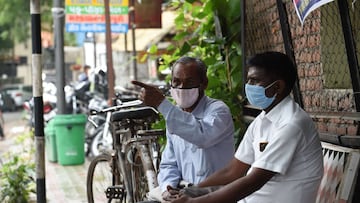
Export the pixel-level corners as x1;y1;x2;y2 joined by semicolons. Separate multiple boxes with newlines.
162;100;233;148
198;159;250;187
158;134;182;192
132;80;234;149
173;166;276;203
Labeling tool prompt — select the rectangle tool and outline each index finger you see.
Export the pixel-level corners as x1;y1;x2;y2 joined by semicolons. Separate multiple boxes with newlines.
131;80;153;89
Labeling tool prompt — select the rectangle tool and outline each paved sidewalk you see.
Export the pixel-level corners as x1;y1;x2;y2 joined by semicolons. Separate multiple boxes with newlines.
45;157;89;203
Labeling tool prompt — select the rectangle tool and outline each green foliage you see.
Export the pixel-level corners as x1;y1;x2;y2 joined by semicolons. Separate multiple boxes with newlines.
0;0;54;52
0;131;36;203
64;32;78;46
0;24;13;55
152;114;167;151
155;0;246;145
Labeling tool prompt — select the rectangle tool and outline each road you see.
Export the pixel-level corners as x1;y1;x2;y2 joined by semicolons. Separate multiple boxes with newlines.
3;110;28;133
3;110;23;122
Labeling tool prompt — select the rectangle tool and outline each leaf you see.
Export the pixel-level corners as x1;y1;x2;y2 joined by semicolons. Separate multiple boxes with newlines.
179;42;191;56
148;44;158;54
140;53;148;62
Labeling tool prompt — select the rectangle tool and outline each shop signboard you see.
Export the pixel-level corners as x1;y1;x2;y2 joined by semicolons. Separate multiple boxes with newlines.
65;0;129;33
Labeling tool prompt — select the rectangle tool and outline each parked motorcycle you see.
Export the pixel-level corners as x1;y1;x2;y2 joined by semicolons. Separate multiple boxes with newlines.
23;81;57;127
84;94;108;156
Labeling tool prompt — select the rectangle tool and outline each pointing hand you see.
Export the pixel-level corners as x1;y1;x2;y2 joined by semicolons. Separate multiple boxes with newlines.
131;80;165;108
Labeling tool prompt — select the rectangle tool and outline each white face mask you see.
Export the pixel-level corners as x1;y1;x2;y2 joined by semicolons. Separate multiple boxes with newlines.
170;87;199;108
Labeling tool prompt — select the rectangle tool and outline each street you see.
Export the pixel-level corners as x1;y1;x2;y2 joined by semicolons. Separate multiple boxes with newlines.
0;110;28;155
3;109;27;132
3;110;25;123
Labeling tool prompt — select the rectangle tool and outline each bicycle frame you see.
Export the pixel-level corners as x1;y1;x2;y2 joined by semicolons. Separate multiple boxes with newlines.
89;100;143;156
123;133;162;191
87;102;164;203
111;110;163;202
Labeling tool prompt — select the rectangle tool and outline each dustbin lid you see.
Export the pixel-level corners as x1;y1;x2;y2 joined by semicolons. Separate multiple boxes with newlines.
45;119;55;133
52;114;87;125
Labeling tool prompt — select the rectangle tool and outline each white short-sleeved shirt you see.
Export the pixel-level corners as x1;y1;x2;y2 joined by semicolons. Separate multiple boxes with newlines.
235;96;323;203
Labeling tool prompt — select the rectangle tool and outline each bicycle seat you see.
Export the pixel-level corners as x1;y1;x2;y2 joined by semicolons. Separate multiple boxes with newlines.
110;106;158;122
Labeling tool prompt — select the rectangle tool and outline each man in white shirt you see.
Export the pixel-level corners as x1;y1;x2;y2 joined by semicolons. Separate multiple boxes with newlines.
170;51;324;203
132;56;234;202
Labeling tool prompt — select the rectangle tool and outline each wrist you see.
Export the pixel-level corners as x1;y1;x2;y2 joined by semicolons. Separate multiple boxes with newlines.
156;96;165;108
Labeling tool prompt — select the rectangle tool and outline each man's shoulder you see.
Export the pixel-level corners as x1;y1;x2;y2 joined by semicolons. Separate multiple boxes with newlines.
204;97;232;112
204;96;228;107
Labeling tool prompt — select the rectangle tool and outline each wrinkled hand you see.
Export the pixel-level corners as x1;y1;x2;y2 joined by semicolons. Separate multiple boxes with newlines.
169;185;223;203
131;80;165;108
162;186;180;201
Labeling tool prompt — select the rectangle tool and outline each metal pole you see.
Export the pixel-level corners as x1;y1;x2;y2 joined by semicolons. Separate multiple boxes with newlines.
53;0;66;114
104;0;115;102
130;0;137;80
241;0;246;96
276;0;304;108
30;0;46;202
125;33;128;52
338;0;360;112
93;32;97;68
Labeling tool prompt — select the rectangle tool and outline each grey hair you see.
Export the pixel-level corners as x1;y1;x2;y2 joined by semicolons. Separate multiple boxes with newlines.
172;56;207;82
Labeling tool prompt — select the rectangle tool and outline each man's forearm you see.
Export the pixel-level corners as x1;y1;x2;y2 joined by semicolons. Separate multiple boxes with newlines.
191;171;269;203
197;168;233;187
198;159;247;187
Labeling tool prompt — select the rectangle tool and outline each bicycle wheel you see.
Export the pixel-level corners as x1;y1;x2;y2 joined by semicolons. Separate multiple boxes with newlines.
87;153;124;203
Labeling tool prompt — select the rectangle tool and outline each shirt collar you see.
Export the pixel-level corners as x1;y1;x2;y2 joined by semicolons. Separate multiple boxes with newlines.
260;96;292;124
191;95;207;116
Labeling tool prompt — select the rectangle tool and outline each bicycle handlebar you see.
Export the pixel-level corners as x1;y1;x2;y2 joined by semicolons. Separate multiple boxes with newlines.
89;99;143;115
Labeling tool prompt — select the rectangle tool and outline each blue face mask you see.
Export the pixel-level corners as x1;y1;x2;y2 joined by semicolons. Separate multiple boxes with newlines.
245;81;277;109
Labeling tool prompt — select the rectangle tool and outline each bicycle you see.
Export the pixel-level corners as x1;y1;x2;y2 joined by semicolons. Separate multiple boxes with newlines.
88;99;142;157
86;100;165;203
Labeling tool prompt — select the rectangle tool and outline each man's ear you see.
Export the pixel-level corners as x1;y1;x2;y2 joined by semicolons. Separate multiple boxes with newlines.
201;78;208;90
276;80;286;95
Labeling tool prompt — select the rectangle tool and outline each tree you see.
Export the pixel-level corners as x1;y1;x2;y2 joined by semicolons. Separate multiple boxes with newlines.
0;0;52;52
0;24;14;55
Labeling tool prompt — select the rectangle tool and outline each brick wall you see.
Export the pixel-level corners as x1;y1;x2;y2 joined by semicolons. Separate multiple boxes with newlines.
244;0;359;136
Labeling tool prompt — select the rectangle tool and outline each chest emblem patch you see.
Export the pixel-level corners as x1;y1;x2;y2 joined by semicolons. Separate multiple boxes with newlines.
259;142;268;152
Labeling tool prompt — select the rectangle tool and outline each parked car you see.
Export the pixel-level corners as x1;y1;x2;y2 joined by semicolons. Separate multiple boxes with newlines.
0;92;16;112
1;84;33;108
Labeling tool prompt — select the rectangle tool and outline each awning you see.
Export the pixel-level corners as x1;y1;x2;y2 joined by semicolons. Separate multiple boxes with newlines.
112;10;176;52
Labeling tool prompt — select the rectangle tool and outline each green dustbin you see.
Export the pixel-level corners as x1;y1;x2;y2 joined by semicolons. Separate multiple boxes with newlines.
53;114;87;166
45;120;57;162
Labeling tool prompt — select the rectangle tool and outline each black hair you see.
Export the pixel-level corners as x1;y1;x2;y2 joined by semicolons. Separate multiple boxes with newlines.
84;65;91;71
247;51;297;94
172;56;208;83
